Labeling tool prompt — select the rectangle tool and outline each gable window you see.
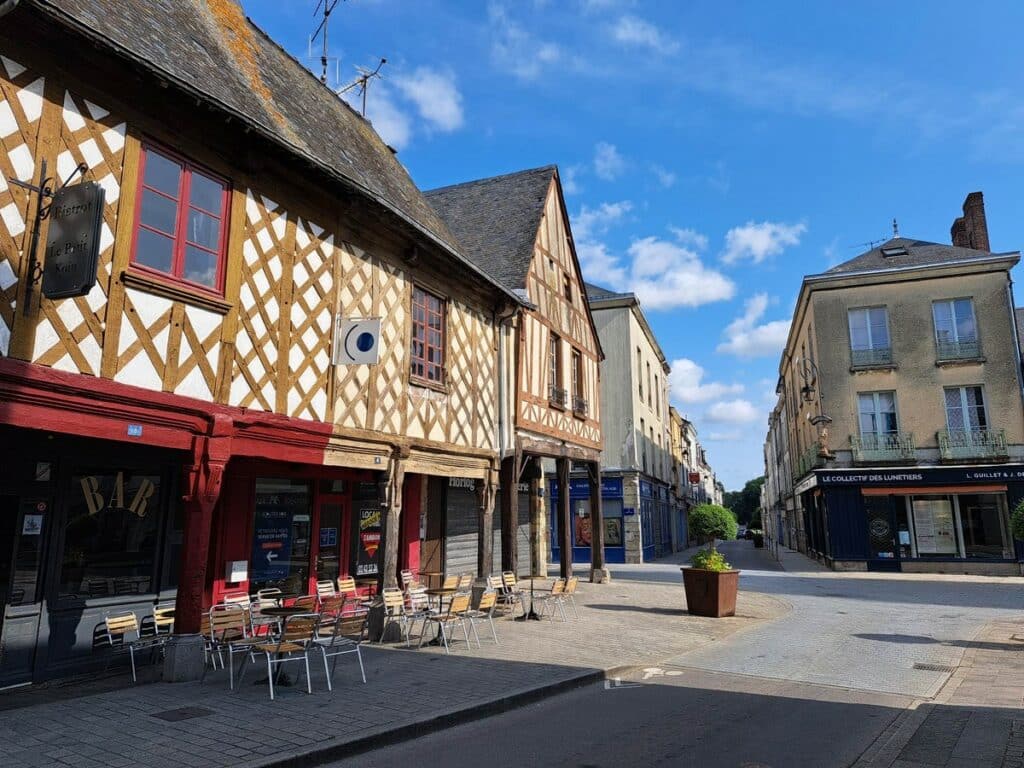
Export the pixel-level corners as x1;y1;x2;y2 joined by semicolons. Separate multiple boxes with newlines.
132;145;229;292
640;418;647;472
549;333;564;406
848;307;891;367
933;299;979;360
563;273;572;303
410;286;446;384
571;348;586;416
637;347;643;399
655;375;661;417
646;361;652;408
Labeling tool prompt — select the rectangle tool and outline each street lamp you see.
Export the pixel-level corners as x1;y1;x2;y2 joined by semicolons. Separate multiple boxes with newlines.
796;356;833;457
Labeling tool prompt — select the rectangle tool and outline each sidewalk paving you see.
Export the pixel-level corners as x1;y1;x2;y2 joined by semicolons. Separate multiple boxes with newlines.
0;576;789;768
854;616;1024;768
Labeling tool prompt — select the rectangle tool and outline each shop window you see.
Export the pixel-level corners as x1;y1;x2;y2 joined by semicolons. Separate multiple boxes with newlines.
132;144;229;292
933;298;979;359
410;286;447;385
250;479;311;595
60;472;162;598
959;494;1011;559
910;496;959;557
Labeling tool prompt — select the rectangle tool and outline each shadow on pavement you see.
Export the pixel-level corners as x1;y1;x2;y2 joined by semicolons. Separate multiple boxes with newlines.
855;632;1024;653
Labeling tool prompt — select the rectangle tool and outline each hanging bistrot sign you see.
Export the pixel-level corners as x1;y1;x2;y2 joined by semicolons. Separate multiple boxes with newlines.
42;181;105;299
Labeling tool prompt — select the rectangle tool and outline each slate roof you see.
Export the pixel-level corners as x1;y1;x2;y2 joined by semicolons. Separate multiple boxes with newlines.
823;237;1015;276
585;282;632;302
27;0;520;303
424;167;556;292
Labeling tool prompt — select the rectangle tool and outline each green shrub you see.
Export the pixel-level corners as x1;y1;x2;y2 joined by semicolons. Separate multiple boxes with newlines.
690;548;732;571
1011;499;1024;542
689;503;738;550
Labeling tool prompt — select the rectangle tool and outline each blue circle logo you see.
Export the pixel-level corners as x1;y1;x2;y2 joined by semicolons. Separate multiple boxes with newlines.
356;332;375;352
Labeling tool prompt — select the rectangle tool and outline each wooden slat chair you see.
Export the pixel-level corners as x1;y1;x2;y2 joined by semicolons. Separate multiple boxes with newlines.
319;594;346;619
379;588;409;643
151;602;175;636
499;572;526;616
316;580;337;599
403;585;438;646
456;572;473;591
256;588;283;604
400;569;416;590
536;578;568;622
315;613;367;690
293;594;319;612
563;576;580;619
204;604;253;690
102;611;163;683
222;590;251;606
240;613;319;700
418;593;472;655
464;590;499;647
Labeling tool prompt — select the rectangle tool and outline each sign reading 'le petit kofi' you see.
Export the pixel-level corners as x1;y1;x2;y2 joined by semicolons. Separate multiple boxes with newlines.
42;181;105;299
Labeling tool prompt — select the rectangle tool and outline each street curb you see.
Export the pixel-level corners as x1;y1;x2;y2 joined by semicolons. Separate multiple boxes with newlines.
244;664;643;768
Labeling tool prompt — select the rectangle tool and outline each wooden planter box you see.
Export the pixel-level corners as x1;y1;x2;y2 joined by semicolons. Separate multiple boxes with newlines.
681;567;740;617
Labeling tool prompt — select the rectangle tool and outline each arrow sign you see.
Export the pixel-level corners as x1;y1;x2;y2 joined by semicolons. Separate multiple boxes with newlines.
266;551;278;565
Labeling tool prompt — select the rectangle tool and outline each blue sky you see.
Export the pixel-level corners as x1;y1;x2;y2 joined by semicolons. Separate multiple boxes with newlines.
241;0;1024;490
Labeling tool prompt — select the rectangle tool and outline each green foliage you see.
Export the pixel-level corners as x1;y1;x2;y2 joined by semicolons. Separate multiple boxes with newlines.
689;503;738;548
748;511;762;529
690;548;732;572
1011;499;1024;542
722;476;764;524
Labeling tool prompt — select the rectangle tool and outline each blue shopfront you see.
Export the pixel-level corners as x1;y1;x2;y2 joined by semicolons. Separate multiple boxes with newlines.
549;476;626;565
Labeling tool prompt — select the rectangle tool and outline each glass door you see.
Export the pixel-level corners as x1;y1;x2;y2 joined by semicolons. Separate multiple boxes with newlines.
316;497;345;584
0;495;49;687
865;495;900;571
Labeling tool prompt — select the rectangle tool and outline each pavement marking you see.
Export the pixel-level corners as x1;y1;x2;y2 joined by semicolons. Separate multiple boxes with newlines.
641;667;683;680
603;677;641;690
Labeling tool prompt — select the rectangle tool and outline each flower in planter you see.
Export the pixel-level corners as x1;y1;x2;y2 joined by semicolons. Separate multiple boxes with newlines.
688;503;738;567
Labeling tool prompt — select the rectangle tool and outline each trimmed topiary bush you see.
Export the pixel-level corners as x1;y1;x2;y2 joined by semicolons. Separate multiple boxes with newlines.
689;503;738;554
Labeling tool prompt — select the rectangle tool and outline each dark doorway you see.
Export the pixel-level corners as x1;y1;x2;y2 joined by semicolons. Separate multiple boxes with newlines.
865;495;901;572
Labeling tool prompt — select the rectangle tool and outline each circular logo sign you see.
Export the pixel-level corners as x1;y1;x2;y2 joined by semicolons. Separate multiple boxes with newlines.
356;332;375;352
36;501;47;512
869;519;890;537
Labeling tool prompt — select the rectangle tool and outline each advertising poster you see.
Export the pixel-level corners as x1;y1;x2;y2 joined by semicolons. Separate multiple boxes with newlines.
604;519;622;546
250;486;303;582
355;506;382;576
912;499;957;555
575;515;591;547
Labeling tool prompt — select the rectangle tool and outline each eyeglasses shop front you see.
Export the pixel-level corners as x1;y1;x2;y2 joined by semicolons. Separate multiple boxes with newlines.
804;466;1024;573
0;431;183;686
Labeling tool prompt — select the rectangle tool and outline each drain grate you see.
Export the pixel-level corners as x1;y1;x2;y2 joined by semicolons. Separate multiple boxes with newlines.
913;663;955;673
150;706;216;722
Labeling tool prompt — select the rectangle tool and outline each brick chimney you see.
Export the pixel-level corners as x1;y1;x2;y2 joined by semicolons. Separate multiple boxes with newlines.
950;191;990;251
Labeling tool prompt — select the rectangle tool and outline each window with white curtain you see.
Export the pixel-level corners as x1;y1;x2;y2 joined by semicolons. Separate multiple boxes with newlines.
858;391;898;438
933;299;979;359
944;386;987;433
848;307;890;365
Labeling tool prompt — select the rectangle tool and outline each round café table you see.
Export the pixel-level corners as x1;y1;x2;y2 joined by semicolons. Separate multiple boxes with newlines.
424;587;458;645
514;574;547;621
418;570;444;589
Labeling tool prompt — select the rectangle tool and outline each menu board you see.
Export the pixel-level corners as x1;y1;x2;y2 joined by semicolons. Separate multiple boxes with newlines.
912;499;957;555
354;506;382;576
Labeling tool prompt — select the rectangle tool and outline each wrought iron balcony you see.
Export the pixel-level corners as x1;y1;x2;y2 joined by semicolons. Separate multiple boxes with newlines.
850;346;893;368
792;444;825;481
938;428;1007;461
850;432;915;463
549;386;568;408
572;396;588;417
936;338;981;361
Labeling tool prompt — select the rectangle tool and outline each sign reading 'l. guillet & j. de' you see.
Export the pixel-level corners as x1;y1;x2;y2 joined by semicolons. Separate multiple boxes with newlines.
41;181;105;299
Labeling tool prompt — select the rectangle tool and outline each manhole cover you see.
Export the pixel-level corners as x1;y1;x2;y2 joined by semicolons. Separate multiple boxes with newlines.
913;663;955;673
150;706;216;722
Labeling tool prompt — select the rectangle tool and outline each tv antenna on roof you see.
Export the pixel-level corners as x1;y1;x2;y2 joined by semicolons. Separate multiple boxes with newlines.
849;235;886;251
338;57;387;117
309;0;345;85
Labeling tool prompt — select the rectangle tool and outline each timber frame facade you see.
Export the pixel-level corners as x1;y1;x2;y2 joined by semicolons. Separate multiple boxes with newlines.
426;166;607;582
0;0;519;681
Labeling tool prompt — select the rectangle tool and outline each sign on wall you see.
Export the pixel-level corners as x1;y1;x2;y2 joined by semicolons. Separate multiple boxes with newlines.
354;506;382;576
332;317;382;365
42;182;105;299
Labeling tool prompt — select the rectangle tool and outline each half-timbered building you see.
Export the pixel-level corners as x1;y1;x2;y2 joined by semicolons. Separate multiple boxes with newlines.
426;167;607;582
0;0;518;682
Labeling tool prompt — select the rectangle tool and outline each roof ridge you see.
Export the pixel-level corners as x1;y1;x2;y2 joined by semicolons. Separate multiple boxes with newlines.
425;165;557;195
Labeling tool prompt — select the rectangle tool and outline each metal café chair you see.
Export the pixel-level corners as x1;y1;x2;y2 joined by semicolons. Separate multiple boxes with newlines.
315;613;368;690
240;613;320;701
203;603;253;690
101;611;164;683
464;590;499;646
418;593;472;655
316;580;337;599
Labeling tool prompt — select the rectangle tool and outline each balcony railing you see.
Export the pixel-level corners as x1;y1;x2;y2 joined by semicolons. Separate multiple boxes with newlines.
572;396;588;417
792;444;825;481
850;346;893;368
936;338;981;361
850;432;915;463
938;428;1007;461
549;386;568;409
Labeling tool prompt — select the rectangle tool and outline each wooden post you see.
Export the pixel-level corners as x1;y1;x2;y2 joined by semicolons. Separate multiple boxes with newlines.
380;457;405;590
499;455;518;574
529;460;543;577
476;474;495;577
557;457;572;579
589;459;609;583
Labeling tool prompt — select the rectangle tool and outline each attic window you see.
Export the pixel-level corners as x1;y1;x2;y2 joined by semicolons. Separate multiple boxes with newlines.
880;245;908;257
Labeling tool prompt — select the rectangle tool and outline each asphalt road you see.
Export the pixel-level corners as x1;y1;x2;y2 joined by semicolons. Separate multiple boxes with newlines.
325;542;1024;768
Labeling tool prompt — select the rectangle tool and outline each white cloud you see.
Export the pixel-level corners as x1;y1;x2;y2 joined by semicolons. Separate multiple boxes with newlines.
561;164;583;195
393;67;464;131
573;200;632;241
652;164;676;188
706;398;762;424
716;293;791;358
707;431;743;442
488;2;561;81
594;141;626;180
669;358;743;404
611;15;679;55
669;226;708;251
350;84;412;150
721;221;806;265
628;237;736;309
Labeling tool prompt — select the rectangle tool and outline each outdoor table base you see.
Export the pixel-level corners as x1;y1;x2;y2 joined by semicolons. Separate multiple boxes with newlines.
425;588;457;645
514;576;543;621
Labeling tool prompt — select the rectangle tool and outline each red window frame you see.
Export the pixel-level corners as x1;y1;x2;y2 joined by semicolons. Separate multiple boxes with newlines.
130;143;231;294
410;286;447;385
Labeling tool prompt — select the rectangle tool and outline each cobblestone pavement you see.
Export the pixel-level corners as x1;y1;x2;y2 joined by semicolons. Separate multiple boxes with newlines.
0;573;787;768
